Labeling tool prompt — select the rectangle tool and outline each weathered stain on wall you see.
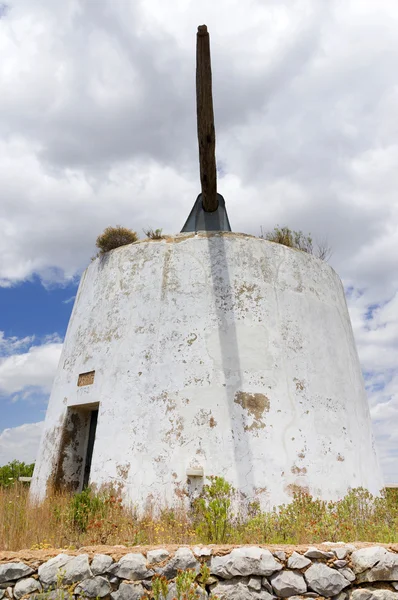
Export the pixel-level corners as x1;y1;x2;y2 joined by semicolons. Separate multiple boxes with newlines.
30;233;384;508
234;391;270;432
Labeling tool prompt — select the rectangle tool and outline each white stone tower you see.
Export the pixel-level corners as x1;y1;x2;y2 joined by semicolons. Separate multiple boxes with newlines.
31;26;383;508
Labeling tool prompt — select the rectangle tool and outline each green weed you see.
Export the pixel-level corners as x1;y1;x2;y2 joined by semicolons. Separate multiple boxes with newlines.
193;476;234;543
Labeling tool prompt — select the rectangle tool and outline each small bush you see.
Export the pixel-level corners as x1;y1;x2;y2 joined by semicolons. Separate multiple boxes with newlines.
175;569;198;600
152;575;169;600
270;489;336;543
96;225;138;254
0;461;34;488
68;487;106;533
261;225;332;261
144;227;165;240
263;226;313;252
193;476;234;543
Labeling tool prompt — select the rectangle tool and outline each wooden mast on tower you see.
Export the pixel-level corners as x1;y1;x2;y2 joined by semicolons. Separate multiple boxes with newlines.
181;25;231;232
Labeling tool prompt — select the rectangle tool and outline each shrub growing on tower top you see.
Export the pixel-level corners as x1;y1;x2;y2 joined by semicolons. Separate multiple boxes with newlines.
262;225;332;261
263;226;313;253
95;226;138;254
143;227;165;240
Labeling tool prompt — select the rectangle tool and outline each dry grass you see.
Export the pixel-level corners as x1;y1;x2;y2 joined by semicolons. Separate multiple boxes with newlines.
1;484;397;552
143;228;165;240
0;485;195;551
262;226;313;253
261;226;332;261
96;226;138;255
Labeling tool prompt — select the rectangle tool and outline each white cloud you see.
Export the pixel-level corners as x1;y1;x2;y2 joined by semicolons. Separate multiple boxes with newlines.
347;290;398;481
0;0;396;290
0;0;397;479
0;422;43;465
0;338;62;396
0;335;60;464
0;331;35;356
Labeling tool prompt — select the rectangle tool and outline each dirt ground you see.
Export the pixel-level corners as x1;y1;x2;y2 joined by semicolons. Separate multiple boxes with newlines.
1;541;398;567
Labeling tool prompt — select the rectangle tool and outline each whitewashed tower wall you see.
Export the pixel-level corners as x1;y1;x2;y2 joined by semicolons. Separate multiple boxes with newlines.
31;233;383;508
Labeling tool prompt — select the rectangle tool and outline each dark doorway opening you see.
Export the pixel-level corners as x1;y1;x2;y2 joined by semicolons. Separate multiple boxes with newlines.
53;403;99;492
83;409;98;489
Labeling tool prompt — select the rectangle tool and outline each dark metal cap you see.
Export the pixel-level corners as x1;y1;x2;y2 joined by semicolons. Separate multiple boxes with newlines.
181;193;232;233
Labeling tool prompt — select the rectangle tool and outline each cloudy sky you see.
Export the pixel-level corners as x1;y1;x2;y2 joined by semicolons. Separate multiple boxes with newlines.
0;0;397;482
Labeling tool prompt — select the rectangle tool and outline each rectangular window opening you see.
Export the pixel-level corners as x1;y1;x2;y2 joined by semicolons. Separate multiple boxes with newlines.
78;370;95;387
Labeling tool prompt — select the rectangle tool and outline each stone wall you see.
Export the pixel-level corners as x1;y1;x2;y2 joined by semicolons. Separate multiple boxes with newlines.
1;545;398;600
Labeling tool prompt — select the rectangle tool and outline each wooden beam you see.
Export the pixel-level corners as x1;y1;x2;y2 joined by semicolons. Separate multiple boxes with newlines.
196;25;218;212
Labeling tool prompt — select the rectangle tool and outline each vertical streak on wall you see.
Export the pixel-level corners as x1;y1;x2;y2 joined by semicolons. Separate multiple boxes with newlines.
206;233;255;492
271;254;295;468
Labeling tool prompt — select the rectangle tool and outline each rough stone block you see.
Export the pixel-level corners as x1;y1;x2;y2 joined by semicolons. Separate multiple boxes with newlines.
193;547;213;557
62;555;92;585
211;547;282;579
38;554;74;589
351;548;398;582
146;549;170;565
13;578;42;600
339;569;355;583
274;553;286;562
111;582;145;600
333;549;349;560
211;579;273;599
304;563;351;597
0;563;34;585
270;570;307;597
351;548;390;575
75;576;112;598
304;548;334;560
160;548;200;579
108;554;153;581
248;577;262;591
287;553;312;570
91;554;114;576
262;578;273;594
333;591;348;600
